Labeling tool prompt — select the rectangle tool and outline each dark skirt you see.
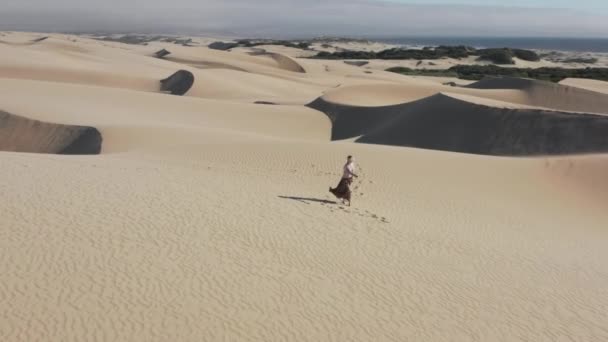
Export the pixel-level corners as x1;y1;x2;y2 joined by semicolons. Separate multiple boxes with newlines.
330;178;352;200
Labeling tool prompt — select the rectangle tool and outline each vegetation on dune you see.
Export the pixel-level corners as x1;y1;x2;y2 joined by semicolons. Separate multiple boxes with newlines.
476;49;516;64
312;46;541;64
385;67;459;78
209;39;311;51
95;34;195;46
561;57;599;64
344;60;370;67
512;49;542;62
386;65;608;83
236;39;311;49
313;45;473;60
208;41;240;51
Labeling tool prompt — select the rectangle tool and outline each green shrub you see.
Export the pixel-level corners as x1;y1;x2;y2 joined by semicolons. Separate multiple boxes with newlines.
311;45;537;64
386;67;413;73
476;49;515;64
562;57;599;64
513;49;541;61
386;64;608;83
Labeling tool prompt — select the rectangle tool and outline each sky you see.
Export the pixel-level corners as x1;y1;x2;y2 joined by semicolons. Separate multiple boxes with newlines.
1;0;608;38
388;0;608;11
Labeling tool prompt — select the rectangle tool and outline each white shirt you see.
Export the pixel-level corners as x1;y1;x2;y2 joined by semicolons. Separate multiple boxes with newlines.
343;162;356;179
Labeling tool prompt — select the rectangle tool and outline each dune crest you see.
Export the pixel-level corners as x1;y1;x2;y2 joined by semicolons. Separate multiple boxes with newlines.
559;77;608;94
310;92;608;155
0;110;101;154
466;77;608;114
267;52;307;73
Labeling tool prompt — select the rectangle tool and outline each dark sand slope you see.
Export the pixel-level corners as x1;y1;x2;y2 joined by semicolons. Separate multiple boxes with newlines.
160;70;195;96
31;37;49;43
154;49;171;59
267;53;307;73
0;36;49;46
467;77;608;114
309;93;608;156
0;111;102;154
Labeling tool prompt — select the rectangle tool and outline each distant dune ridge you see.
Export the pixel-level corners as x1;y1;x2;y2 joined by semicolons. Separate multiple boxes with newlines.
1;32;608;342
0;110;101;154
308;93;608;155
309;76;608;155
465;77;608;114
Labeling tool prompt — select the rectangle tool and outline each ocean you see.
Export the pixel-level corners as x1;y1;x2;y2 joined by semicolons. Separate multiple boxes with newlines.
375;37;608;53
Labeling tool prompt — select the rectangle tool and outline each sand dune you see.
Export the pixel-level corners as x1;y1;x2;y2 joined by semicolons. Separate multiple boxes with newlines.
0;110;101;154
0;78;330;153
267;52;307;73
0;38;324;102
309;92;608;155
0;33;49;46
560;77;608;94
317;76;608;114
466;77;608;114
2;31;608;341
318;82;529;107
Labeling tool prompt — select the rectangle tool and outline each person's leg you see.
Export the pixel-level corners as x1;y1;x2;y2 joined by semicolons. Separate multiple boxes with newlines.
346;178;353;206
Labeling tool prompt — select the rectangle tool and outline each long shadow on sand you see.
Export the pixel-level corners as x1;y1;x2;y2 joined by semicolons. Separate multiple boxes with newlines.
278;196;337;205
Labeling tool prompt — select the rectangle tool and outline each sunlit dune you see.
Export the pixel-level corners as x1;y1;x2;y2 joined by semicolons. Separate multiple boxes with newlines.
1;31;608;341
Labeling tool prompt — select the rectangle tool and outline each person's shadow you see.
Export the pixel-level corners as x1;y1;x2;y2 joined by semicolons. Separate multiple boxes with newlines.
278;196;337;205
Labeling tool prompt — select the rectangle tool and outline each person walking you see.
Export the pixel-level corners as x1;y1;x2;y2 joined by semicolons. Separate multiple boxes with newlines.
329;155;358;206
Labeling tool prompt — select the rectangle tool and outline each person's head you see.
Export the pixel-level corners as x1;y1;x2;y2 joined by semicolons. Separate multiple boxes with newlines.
347;155;354;163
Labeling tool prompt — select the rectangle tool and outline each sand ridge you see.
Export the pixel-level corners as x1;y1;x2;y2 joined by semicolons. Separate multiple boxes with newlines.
560;77;608;94
0;110;101;154
309;91;608;155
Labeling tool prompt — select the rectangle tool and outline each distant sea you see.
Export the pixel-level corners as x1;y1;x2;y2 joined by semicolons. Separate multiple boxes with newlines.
375;37;608;53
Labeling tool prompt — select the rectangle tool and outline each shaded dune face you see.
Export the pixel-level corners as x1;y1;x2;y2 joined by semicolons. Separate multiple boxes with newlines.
0;36;49;46
154;49;171;59
31;37;49;43
0;111;102;155
308;93;608;156
466;77;608;114
267;53;307;73
160;70;195;96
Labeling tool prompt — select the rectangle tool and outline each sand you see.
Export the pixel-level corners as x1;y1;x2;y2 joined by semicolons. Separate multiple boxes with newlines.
0;110;101;154
560;77;608;94
1;31;608;341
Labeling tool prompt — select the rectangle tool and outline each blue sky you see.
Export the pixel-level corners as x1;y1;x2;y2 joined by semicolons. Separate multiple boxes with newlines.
2;0;608;37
